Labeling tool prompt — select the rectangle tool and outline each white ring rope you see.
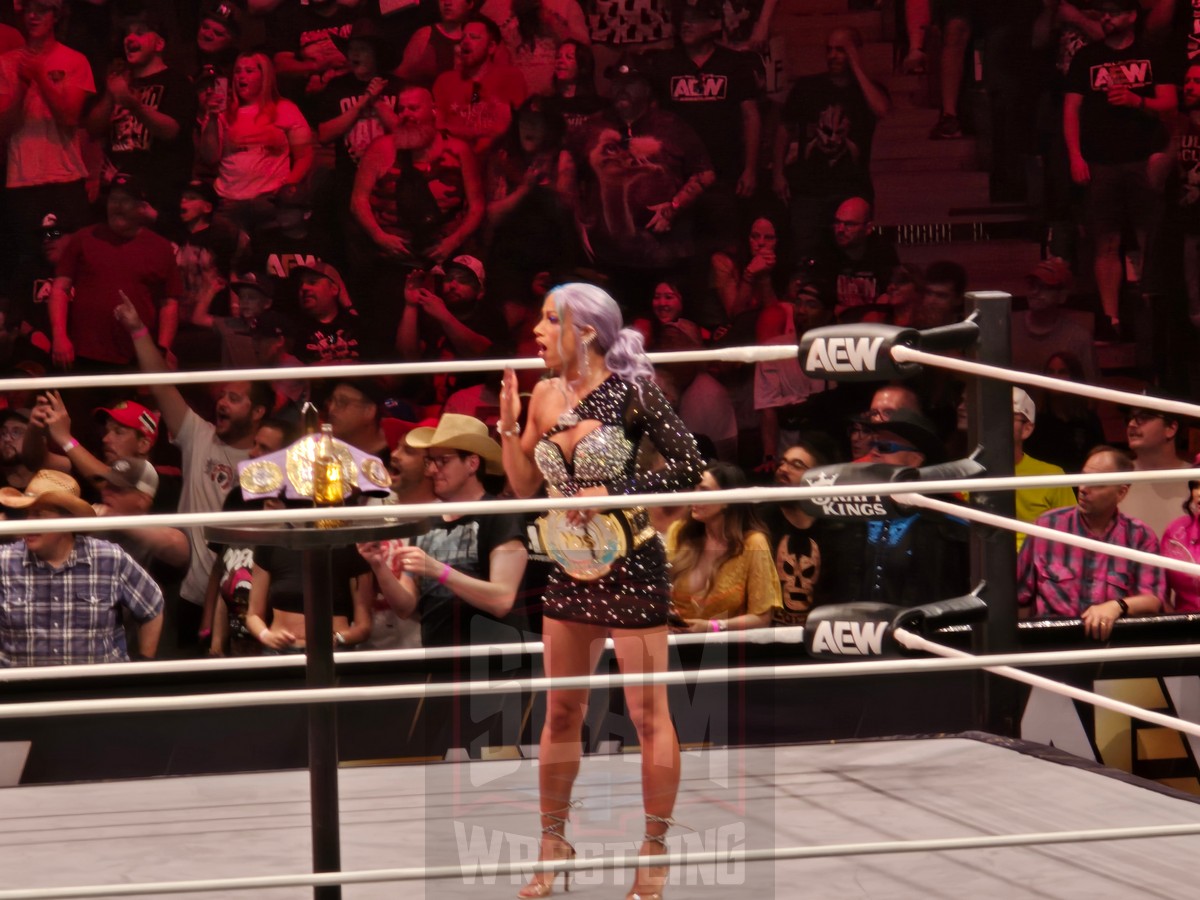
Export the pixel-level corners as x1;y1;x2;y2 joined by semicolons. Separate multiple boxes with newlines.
6;468;1200;538
898;492;1200;581
0;626;803;683
4;643;1199;721
3;821;1200;899
894;628;1200;739
0;345;796;394
893;344;1200;421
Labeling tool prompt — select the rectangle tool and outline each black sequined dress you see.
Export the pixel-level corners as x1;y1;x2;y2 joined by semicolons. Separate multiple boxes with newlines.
535;375;703;627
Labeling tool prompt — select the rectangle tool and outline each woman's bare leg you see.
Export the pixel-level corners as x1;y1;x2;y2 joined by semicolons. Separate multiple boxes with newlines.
611;624;680;897
519;617;608;897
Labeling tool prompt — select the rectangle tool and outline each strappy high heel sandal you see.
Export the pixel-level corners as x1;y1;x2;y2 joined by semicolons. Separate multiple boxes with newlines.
518;802;579;898
625;814;681;900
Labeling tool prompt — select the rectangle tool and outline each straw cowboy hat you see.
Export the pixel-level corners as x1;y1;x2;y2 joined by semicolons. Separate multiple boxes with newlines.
405;414;504;475
0;469;96;519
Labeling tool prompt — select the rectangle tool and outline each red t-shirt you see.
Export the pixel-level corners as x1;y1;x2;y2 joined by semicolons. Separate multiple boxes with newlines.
56;224;182;365
433;64;527;158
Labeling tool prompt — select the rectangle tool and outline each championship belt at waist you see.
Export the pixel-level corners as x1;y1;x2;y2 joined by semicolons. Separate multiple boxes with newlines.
537;506;656;581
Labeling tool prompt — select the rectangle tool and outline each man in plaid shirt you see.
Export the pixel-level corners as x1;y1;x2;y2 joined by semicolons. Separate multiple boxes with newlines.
1017;446;1164;641
0;471;163;666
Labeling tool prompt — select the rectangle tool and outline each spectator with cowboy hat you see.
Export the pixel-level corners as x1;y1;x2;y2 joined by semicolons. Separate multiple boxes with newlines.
358;412;529;648
0;469;164;665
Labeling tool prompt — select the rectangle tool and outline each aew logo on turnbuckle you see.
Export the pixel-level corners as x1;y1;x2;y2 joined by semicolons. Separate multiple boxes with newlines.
1089;60;1153;90
808;471;888;518
809;619;889;656
804;335;886;374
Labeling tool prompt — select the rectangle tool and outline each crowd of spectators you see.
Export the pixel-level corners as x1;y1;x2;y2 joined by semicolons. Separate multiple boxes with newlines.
1;0;1200;666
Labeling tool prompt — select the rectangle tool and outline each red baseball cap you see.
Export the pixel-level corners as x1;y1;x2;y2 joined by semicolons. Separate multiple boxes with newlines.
94;400;161;442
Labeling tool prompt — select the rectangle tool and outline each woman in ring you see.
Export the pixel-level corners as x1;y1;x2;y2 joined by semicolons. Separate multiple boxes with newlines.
500;282;703;899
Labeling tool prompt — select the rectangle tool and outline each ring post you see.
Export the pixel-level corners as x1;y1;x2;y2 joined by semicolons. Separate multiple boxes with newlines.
965;291;1020;735
303;547;342;900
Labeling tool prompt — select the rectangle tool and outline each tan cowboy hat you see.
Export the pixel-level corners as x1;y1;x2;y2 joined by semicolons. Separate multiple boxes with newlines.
0;469;96;519
405;414;503;475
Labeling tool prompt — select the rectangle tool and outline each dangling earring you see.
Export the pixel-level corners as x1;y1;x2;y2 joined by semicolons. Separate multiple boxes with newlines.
580;332;593;382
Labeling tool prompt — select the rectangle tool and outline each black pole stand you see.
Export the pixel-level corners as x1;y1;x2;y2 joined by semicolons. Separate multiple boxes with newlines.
203;519;427;900
965;291;1021;736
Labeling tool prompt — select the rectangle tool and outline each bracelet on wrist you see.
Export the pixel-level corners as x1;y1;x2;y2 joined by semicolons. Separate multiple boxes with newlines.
498;421;521;438
709;619;724;633
437;563;452;585
258;627;270;643
60;438;79;453
130;326;149;341
1115;598;1130;617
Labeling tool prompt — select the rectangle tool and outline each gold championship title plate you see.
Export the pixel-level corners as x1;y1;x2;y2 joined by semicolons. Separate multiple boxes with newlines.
237;425;391;522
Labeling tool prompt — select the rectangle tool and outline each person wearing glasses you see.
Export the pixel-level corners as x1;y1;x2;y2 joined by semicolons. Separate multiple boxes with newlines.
322;377;390;463
846;383;923;460
818;408;969;608
357;412;529;649
1120;397;1192;539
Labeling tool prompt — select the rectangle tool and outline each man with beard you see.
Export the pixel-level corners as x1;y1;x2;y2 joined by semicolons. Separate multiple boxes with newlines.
432;13;527;159
114;295;272;656
773;26;890;257
562;54;715;310
84;10;196;227
0;409;37;491
294;260;365;363
351;84;484;336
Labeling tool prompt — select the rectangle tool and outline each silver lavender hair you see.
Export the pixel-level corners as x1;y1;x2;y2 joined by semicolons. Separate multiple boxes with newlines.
551;282;655;394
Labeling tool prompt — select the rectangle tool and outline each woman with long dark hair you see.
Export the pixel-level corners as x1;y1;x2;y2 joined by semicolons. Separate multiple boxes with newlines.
666;462;781;632
499;282;702;899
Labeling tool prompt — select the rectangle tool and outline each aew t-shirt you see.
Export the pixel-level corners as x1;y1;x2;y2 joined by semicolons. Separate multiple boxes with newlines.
644;45;762;182
106;67;197;209
316;72;406;178
1175;115;1200;234
1066;39;1172;164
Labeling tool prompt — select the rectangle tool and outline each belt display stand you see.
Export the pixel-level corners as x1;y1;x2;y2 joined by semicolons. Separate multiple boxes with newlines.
204;518;429;899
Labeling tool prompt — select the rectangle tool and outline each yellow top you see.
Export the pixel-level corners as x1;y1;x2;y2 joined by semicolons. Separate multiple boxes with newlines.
1015;453;1077;551
666;521;783;621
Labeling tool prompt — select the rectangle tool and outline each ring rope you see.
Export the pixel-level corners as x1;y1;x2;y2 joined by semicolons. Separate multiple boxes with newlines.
892;344;1200;421
4;643;1199;721
894;628;1200;739
0;627;804;684
4;822;1200;899
6;469;1200;540
899;492;1200;580
0;345;796;394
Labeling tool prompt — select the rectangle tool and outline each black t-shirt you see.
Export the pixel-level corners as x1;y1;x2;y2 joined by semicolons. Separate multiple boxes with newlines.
1065;38;1173;164
298;307;364;364
1173;115;1200;234
643;45;762;182
811;233;900;317
544;93;610;139
253;542;370;618
315;72;406;179
781;72;885;195
268;3;369;103
413;501;528;647
107;67;198;210
761;506;823;627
